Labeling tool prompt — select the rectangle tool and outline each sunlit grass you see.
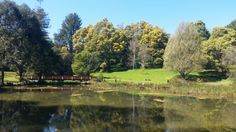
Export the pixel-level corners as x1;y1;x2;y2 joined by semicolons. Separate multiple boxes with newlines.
93;68;178;84
5;72;19;82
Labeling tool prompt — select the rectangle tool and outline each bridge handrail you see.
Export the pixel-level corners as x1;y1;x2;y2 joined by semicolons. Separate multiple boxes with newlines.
27;75;92;81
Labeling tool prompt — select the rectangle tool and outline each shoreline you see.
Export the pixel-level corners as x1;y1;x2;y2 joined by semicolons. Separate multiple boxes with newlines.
2;81;236;100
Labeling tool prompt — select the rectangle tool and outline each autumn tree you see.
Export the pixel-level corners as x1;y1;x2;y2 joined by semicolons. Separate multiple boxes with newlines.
164;23;202;79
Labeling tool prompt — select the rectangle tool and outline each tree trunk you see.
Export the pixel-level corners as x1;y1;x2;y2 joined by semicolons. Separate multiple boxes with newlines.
133;47;136;69
19;70;23;82
179;72;187;80
0;70;4;87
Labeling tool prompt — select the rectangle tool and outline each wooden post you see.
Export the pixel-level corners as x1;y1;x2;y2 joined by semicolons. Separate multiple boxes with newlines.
0;70;4;87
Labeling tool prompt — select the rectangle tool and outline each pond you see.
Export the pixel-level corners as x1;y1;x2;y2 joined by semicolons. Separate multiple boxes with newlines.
0;90;236;132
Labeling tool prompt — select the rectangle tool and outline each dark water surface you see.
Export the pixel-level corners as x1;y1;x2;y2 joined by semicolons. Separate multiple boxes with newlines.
0;90;236;132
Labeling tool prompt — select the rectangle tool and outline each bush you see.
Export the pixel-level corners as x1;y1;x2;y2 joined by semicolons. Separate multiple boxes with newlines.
96;73;104;82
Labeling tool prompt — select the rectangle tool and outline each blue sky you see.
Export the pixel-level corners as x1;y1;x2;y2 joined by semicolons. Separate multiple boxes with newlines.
14;0;236;38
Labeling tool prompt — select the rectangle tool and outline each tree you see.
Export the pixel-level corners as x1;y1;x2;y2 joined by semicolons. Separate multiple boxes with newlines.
164;22;202;79
222;46;236;78
73;19;131;72
129;37;139;69
222;46;236;66
126;21;169;68
0;1;62;82
110;29;131;71
227;19;236;30
202;27;236;72
35;7;50;37
72;50;100;76
0;1;31;82
192;20;210;41
0;40;6;86
73;25;93;53
54;13;82;75
54;13;82;53
125;22;142;69
139;25;169;68
59;46;74;74
138;44;151;68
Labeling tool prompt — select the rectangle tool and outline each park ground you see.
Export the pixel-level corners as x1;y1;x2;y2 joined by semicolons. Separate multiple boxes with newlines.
5;68;235;85
3;69;236;100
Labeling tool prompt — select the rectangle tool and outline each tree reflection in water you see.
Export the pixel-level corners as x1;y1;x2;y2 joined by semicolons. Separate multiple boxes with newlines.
0;91;235;132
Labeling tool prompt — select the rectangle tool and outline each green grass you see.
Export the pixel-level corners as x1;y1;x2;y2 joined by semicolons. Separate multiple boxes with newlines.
4;69;235;86
4;72;19;83
92;68;178;84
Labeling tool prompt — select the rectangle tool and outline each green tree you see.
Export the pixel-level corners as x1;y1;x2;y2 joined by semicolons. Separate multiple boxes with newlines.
54;13;82;53
18;4;60;81
73;19;131;72
227;19;236;30
54;13;82;75
192;20;210;41
125;21;168;68
222;46;236;78
73;25;93;53
72;50;100;76
0;1;32;82
59;46;74;74
0;1;19;85
129;37;139;69
202;27;236;72
35;7;50;37
164;22;202;79
139;25;169;68
110;29;131;71
0;1;62;82
222;46;236;66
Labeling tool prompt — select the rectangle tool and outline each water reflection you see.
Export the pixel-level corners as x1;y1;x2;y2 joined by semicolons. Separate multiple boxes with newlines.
0;91;235;132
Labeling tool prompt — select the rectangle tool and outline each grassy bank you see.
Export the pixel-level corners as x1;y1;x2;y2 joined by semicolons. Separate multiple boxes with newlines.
86;80;236;99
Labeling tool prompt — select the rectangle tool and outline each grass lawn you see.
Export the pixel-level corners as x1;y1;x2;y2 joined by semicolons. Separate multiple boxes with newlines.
5;72;19;83
92;69;179;84
4;69;235;85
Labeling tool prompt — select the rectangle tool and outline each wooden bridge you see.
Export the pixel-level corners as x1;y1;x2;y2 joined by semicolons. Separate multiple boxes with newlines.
28;75;92;81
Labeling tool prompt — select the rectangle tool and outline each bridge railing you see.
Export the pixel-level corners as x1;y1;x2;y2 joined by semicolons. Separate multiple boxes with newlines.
28;75;92;81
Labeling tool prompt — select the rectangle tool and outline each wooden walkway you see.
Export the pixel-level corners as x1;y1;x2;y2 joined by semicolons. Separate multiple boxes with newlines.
28;75;92;81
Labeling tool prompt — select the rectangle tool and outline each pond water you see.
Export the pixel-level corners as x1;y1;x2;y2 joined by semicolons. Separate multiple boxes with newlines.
0;90;236;132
